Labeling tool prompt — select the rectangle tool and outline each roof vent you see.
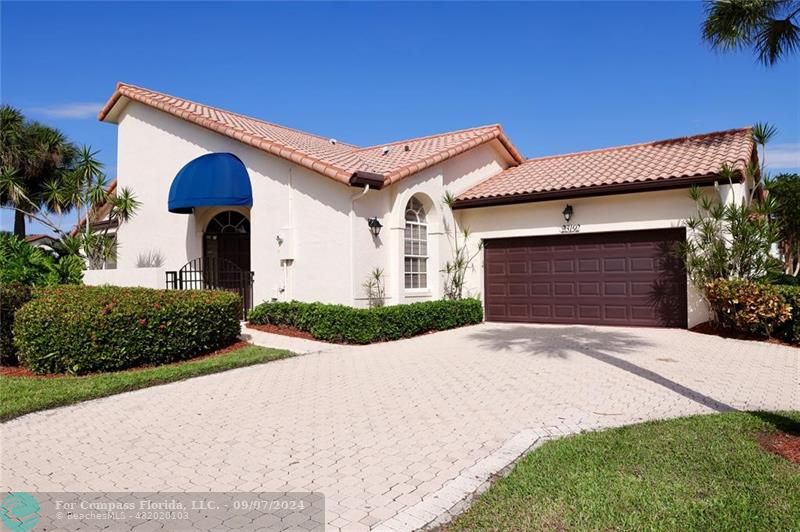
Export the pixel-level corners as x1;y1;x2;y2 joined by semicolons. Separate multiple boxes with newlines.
382;146;389;155
329;138;337;145
404;145;410;152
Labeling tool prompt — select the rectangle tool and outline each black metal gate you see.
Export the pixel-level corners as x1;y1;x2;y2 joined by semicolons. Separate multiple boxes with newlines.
166;257;254;317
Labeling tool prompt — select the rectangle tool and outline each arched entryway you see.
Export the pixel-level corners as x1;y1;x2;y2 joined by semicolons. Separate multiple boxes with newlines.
203;211;251;272
164;153;255;315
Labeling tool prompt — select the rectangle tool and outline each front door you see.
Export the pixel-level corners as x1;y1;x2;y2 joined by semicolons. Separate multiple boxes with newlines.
203;211;252;311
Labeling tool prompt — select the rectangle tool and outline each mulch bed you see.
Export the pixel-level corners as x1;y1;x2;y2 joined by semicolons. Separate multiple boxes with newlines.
0;340;251;379
690;322;797;348
758;432;800;464
246;322;322;342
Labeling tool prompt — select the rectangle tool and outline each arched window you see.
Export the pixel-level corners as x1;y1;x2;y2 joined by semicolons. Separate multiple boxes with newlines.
404;197;428;289
205;211;250;234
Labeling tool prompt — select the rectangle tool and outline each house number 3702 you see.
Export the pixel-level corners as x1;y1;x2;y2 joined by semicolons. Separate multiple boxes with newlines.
560;224;581;233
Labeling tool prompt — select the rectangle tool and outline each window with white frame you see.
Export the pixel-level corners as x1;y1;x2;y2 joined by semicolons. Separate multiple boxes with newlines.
404;196;428;289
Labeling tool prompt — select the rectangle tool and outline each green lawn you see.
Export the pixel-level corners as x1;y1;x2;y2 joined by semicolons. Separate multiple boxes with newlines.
449;411;800;531
0;344;293;422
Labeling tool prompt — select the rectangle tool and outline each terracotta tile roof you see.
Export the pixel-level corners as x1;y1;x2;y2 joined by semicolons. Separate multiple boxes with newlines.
100;83;524;186
456;127;755;205
24;234;54;244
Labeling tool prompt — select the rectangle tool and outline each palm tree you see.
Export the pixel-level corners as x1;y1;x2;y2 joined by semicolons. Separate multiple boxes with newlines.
0;105;76;236
703;0;800;66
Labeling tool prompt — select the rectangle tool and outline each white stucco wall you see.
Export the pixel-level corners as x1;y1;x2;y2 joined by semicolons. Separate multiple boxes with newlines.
456;186;729;327
114;103;356;306
83;267;165;288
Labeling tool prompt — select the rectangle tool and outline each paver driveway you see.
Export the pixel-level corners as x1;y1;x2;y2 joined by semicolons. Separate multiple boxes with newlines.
2;323;798;531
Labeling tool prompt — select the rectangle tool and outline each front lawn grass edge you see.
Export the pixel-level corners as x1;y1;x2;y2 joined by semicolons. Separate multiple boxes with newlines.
0;344;293;422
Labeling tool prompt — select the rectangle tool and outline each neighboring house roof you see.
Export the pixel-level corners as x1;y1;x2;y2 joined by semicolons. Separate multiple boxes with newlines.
454;127;755;208
99;83;524;188
24;234;55;245
70;180;118;236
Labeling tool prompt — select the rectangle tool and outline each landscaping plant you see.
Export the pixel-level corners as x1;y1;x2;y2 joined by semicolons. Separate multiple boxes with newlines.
14;286;241;374
704;279;791;337
362;267;385;308
0;283;33;365
248;299;483;344
766;172;800;277
681;124;783;287
442;191;482;300
774;284;800;343
0;233;82;286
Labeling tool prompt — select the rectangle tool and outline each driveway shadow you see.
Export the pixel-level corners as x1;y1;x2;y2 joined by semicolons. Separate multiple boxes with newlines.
471;324;735;413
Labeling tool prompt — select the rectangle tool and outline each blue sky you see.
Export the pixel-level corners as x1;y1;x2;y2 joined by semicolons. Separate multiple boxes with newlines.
2;1;799;234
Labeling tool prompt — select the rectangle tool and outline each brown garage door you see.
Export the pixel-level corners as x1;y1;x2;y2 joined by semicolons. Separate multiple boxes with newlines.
484;229;687;327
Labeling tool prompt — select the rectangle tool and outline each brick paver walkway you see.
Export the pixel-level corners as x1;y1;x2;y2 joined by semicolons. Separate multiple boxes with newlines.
2;323;798;531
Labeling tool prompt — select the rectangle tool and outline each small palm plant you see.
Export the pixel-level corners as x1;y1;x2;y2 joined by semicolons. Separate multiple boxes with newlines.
442;191;483;300
362;267;386;308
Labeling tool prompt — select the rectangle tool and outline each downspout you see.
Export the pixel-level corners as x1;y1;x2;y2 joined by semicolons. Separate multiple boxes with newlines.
350;185;371;305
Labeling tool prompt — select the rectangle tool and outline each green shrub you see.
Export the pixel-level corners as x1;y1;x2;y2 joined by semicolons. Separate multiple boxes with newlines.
0;283;33;365
704;279;791;338
14;286;241;374
774;285;800;344
248;299;483;344
0;233;82;286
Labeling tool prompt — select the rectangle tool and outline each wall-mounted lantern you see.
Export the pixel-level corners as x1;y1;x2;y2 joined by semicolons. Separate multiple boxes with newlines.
367;217;383;237
562;204;574;222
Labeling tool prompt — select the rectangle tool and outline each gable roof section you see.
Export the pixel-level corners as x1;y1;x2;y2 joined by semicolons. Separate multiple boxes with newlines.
454;127;755;208
99;83;524;187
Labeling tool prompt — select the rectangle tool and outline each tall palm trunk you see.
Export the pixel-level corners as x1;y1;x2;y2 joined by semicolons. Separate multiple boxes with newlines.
13;210;25;237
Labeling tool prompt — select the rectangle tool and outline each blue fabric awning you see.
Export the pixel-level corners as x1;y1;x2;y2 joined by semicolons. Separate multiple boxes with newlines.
168;153;253;214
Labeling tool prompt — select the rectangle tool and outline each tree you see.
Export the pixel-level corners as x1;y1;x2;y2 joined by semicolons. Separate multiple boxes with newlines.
0;106;140;268
766;173;800;275
702;0;800;66
0;105;76;237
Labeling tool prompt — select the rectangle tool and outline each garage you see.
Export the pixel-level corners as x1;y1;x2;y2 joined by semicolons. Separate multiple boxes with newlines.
483;228;687;327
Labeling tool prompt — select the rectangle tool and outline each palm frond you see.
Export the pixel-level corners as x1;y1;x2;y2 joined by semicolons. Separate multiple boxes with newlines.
755;14;800;63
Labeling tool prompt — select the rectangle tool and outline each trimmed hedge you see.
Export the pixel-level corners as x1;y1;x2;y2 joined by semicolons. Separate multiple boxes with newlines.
247;299;483;344
1;283;33;366
14;286;241;374
775;284;800;344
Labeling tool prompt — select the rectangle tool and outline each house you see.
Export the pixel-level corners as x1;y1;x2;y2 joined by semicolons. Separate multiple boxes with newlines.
85;82;757;328
24;234;57;251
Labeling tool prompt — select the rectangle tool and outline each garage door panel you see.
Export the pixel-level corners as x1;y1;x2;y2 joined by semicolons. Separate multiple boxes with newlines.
508;283;528;296
604;305;627;320
484;229;687;327
554;305;576;318
578;305;602;319
578;282;601;296
531;260;550;274
630;257;656;272
603;258;627;272
604;281;628;296
531;282;550;296
578;259;601;272
554;282;575;296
